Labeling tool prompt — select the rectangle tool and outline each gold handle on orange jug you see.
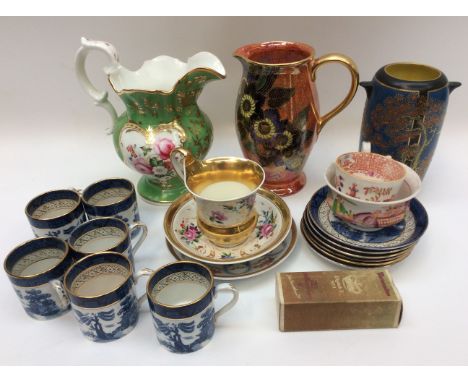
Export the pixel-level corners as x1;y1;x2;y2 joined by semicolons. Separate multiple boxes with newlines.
310;53;359;135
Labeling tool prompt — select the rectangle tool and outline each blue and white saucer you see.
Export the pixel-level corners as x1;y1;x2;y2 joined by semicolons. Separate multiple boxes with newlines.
307;186;428;252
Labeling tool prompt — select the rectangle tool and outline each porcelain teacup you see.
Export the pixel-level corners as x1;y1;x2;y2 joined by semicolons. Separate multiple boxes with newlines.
170;148;265;247
4;237;72;320
68;217;147;265
145;261;239;353
335;151;406;202
325;162;421;230
25;189;87;240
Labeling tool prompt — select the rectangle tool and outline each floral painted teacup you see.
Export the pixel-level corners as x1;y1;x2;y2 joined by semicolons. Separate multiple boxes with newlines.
335;152;406;202
326;162;421;230
171;148;265;247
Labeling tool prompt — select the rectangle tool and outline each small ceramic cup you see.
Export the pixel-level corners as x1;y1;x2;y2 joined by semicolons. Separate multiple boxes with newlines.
145;261;239;353
171;148;265;247
325;161;421;231
335;151;406;202
4;237;72;320
25;189;87;240
81;178;142;239
68;217;147;265
63;252;149;342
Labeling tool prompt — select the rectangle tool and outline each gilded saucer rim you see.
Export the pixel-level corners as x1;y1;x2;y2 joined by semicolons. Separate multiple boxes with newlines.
302;219;414;265
164;188;292;264
300;220;413;268
301;218;413;262
167;220;297;280
301;219;413;261
302;212;415;259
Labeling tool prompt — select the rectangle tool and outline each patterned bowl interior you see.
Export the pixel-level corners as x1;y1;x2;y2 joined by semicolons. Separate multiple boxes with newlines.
336;152;406;182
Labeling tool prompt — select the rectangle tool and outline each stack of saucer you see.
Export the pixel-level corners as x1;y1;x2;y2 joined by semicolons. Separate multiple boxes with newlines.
301;186;428;268
164;188;297;280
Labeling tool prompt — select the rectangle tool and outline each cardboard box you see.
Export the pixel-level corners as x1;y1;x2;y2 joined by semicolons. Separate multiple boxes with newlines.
276;269;402;331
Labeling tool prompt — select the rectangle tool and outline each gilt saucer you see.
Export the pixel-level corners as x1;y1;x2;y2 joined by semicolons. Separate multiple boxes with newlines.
167;220;297;280
300;219;413;268
164;188;292;264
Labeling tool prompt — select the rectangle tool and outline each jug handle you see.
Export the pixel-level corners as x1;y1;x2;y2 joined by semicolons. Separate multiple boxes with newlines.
75;37;120;134
310;53;359;134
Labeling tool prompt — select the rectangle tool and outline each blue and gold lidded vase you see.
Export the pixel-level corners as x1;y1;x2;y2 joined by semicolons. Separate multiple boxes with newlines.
359;62;461;179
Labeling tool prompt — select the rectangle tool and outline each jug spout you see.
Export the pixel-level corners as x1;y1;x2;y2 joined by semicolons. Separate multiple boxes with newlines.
359;81;374;98
448;81;462;94
184;52;226;82
108;51;225;96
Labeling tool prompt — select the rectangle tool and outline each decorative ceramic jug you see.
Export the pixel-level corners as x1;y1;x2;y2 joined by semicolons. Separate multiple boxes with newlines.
75;38;226;204
359;62;461;179
234;41;359;196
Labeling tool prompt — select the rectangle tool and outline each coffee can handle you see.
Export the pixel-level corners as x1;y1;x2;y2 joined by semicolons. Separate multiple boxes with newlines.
49;279;70;310
129;222;148;256
134;268;154;306
213;283;239;321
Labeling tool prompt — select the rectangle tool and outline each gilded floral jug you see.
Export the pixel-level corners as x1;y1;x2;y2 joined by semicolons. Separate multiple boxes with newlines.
234;41;359;196
75;38;225;204
359;62;461;179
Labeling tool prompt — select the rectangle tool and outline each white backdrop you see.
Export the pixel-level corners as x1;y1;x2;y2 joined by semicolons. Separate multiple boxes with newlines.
1;17;467;365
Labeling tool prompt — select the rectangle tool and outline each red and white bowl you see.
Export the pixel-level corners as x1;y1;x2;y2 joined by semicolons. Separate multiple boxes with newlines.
335;151;407;202
325;162;421;231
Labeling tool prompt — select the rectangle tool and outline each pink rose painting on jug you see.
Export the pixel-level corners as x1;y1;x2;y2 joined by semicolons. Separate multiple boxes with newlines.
120;123;185;183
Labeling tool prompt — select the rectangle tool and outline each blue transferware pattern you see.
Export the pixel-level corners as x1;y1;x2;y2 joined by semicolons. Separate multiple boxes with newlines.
152;306;215;353
14;285;67;320
68;217;147;266
146;261;238;353
82;178;142;239
115;204;141;239
73;292;138;342
308;186;428;251
4;237;72;320
64;252;140;342
33;214;87;239
26;189;86;241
